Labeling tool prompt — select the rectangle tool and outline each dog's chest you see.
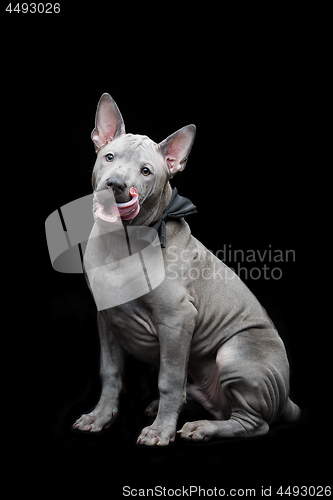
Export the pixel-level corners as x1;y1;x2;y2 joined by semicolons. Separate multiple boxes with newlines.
106;303;160;364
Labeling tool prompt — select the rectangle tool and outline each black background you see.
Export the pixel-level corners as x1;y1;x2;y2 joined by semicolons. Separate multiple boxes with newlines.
3;15;325;498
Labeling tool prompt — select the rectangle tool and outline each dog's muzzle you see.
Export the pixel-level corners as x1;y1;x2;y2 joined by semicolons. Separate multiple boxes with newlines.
94;186;140;223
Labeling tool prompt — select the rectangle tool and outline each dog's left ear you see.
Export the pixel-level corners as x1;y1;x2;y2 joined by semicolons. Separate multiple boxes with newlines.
159;125;196;178
91;93;125;152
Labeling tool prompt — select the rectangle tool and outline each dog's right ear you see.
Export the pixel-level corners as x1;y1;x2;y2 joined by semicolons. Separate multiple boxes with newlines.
91;93;125;152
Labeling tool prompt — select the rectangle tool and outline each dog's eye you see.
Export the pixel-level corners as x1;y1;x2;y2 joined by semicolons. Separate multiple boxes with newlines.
141;167;151;176
105;153;114;162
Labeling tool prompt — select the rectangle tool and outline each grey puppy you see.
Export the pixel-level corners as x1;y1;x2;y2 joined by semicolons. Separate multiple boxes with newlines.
74;93;300;445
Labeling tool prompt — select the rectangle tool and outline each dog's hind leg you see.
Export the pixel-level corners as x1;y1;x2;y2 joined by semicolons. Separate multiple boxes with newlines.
178;415;269;441
178;383;270;441
179;328;298;442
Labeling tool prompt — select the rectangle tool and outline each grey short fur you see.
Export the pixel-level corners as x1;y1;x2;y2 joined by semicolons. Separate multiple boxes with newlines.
73;93;300;445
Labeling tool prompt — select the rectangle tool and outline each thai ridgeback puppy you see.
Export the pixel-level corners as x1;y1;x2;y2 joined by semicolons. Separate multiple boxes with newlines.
73;93;300;445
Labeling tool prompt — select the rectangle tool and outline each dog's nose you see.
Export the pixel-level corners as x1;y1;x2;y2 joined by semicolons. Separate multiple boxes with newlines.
105;176;127;196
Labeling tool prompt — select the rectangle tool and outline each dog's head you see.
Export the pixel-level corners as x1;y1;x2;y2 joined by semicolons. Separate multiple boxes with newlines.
91;94;196;229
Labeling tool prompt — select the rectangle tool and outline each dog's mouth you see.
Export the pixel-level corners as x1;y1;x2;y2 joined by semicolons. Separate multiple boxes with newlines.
94;187;140;223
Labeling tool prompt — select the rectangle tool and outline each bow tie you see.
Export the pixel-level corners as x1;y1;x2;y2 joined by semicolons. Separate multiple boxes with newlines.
150;188;198;248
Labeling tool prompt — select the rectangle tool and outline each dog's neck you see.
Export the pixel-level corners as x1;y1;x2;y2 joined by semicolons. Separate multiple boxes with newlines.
130;182;173;228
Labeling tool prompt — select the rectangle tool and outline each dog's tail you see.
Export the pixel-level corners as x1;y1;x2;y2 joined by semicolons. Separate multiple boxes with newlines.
280;397;301;423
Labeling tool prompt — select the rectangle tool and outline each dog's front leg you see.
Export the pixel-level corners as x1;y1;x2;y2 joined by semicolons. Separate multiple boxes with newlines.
73;311;125;432
137;316;194;446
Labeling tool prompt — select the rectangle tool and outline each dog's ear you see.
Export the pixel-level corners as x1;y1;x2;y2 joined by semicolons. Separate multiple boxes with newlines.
159;125;196;178
91;93;125;152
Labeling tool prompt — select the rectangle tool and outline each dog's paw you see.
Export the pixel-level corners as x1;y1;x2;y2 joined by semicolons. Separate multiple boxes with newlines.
177;420;216;442
73;408;117;433
137;424;175;446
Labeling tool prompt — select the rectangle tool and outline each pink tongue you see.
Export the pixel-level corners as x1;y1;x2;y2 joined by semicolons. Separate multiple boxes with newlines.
110;187;140;220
